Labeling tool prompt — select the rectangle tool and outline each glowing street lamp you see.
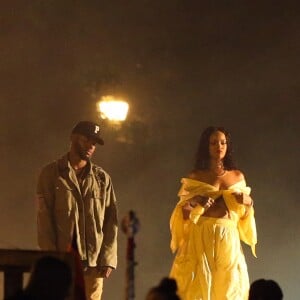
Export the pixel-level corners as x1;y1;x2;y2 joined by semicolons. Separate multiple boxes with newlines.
97;95;129;122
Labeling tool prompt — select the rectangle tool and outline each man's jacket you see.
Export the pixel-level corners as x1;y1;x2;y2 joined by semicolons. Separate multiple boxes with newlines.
36;154;118;268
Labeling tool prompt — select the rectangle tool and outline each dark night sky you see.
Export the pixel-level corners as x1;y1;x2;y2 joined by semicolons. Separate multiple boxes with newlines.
0;1;299;299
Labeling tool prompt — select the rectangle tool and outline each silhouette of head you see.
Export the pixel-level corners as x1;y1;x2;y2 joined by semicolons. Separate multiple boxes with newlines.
249;278;283;300
25;255;72;300
146;277;180;300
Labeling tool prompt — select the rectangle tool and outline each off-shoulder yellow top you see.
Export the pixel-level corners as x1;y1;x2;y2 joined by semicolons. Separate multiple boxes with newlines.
170;178;257;257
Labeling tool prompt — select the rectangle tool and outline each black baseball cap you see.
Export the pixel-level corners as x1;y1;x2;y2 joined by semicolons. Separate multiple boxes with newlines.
71;121;104;145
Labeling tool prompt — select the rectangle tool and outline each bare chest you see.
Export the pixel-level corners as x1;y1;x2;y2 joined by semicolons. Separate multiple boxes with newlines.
191;171;240;190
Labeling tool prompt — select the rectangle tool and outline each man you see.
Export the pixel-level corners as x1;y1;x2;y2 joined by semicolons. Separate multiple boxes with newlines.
36;121;118;300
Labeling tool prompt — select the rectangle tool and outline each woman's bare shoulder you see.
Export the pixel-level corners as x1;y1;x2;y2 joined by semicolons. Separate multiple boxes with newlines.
227;169;245;181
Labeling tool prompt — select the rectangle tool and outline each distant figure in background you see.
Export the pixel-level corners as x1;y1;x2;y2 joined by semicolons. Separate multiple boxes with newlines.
249;278;283;300
146;277;181;300
169;126;257;300
6;255;72;300
36;121;118;300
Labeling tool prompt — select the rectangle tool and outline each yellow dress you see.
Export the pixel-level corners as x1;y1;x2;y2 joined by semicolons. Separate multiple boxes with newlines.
169;178;257;300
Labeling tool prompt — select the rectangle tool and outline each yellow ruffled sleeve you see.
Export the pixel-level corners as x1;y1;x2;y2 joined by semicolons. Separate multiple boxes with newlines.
223;182;257;257
238;206;257;256
170;178;257;257
170;178;217;253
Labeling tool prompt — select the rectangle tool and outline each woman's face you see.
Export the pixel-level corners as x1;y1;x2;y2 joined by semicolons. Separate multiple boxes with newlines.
209;130;227;160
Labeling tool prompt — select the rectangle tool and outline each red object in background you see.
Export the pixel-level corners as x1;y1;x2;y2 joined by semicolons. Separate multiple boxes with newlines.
67;245;87;300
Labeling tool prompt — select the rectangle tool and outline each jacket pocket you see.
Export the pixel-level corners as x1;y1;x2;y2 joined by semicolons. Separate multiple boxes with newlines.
54;180;74;212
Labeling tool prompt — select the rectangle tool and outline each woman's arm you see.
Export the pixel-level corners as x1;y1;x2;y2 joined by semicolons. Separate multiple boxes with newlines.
181;196;215;220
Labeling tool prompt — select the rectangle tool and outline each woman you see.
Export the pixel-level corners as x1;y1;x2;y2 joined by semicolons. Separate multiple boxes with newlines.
169;126;257;300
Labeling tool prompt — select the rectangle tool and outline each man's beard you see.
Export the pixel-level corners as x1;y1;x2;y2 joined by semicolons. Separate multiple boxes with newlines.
74;141;91;161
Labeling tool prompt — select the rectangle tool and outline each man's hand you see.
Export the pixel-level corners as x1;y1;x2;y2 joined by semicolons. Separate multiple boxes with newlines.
98;266;114;278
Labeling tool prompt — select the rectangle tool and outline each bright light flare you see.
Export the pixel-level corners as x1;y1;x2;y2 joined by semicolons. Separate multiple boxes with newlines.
97;96;129;121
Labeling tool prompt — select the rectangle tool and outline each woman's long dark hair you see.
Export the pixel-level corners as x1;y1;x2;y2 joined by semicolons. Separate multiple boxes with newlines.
194;126;236;171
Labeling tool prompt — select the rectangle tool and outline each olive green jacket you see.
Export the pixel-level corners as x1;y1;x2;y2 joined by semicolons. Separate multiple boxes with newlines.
36;154;118;268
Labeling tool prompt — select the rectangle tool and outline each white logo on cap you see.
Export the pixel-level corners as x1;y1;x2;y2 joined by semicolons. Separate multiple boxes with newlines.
94;125;100;133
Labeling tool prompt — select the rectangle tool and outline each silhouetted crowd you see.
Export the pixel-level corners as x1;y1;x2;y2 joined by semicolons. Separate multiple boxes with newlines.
146;277;283;300
5;255;283;300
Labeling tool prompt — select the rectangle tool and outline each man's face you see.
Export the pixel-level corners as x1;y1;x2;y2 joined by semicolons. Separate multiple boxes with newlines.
72;134;97;161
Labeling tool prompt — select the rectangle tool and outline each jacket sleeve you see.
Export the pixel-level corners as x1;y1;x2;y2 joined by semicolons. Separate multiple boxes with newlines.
98;175;118;268
36;164;57;250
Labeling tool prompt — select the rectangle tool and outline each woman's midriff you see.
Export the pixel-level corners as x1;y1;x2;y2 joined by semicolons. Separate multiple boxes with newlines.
202;196;230;219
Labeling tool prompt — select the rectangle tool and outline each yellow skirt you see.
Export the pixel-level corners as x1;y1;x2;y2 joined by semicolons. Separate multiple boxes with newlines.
170;217;249;300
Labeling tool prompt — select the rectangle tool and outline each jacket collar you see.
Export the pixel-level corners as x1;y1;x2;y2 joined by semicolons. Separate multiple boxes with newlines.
57;153;93;175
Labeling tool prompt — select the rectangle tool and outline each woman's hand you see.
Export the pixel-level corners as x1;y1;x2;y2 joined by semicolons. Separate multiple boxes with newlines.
182;196;215;220
182;202;194;220
232;192;253;206
190;195;215;210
